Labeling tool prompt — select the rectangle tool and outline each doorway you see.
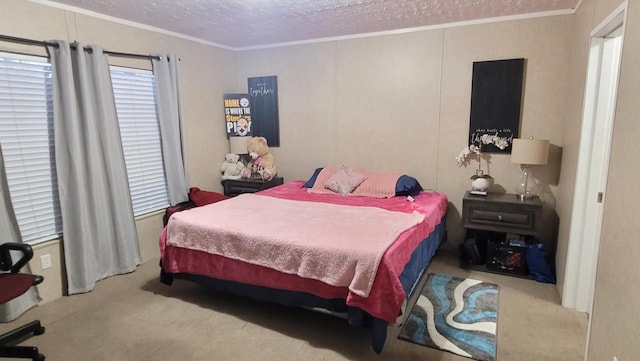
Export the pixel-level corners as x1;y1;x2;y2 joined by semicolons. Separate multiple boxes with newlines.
562;5;625;315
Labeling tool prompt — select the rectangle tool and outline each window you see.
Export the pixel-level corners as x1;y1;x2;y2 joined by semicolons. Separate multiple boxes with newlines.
111;66;169;216
0;55;169;243
0;53;61;244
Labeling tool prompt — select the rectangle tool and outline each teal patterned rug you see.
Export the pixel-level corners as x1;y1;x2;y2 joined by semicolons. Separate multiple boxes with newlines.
398;273;499;361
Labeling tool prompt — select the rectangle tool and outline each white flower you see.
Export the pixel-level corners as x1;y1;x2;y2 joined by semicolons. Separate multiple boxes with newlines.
469;144;481;154
456;147;471;166
494;137;509;149
456;133;511;167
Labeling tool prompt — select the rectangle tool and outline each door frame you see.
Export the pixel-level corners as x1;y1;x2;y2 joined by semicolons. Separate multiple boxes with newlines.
562;2;626;314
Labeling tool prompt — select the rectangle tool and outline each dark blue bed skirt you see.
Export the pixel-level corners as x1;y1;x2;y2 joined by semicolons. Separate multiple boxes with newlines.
160;216;447;354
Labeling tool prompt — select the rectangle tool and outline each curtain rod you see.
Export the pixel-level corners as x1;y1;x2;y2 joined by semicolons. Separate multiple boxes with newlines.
0;34;161;61
0;34;57;48
104;51;160;61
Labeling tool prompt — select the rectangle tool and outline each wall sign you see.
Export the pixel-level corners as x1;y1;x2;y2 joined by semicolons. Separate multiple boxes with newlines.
248;76;279;147
224;93;251;137
469;58;525;153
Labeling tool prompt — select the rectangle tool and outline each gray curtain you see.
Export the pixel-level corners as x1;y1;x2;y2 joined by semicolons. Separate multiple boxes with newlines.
47;41;140;294
152;55;188;205
0;146;40;322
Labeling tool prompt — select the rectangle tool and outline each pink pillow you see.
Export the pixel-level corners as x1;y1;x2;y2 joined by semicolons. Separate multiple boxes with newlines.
350;172;402;198
324;168;367;195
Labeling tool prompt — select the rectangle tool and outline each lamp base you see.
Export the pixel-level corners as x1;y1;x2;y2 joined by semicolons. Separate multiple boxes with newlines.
515;165;538;201
516;192;535;202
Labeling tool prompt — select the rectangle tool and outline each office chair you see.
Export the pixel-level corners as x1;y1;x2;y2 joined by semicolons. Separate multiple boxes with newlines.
0;242;45;361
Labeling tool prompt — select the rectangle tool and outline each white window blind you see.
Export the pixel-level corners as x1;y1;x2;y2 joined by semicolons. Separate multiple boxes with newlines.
0;53;61;244
111;66;169;216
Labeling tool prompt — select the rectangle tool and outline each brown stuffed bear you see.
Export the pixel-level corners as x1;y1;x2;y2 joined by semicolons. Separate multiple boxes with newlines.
241;136;276;181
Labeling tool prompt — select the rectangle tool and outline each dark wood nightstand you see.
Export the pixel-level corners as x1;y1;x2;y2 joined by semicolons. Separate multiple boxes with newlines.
221;177;284;197
460;192;543;278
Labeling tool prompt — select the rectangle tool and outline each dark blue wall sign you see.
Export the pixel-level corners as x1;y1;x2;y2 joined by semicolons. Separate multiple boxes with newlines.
248;76;279;147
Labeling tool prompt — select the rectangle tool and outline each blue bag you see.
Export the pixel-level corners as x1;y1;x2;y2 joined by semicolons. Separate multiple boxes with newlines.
526;243;556;284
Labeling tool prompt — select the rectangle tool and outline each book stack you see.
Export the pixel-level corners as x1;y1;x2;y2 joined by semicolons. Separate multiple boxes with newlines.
470;189;488;196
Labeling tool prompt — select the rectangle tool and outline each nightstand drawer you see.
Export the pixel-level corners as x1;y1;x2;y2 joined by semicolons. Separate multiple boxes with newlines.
468;208;535;230
461;192;542;236
228;185;262;194
221;177;284;197
460;191;551;280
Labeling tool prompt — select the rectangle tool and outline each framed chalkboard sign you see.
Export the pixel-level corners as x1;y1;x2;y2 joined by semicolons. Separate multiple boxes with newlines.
248;76;279;147
469;58;525;153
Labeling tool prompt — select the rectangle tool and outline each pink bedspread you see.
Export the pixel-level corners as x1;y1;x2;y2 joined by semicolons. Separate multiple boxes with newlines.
167;194;424;297
160;180;448;323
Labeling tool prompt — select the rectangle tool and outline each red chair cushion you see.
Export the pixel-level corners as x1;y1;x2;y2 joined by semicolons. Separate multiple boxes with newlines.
0;273;34;304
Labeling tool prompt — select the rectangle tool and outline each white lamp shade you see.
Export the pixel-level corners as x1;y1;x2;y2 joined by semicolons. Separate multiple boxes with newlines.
229;136;249;155
511;138;550;165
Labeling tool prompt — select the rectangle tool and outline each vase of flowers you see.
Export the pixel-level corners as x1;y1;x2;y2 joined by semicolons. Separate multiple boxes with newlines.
470;169;492;191
456;133;510;191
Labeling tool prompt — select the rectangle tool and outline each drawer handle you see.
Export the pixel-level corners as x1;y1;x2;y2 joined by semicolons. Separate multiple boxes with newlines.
497;215;503;221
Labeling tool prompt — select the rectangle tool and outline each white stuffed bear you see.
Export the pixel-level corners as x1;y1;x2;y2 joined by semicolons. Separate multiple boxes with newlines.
220;153;244;180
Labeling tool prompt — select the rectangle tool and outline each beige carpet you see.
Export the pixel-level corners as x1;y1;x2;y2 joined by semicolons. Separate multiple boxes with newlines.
0;247;587;361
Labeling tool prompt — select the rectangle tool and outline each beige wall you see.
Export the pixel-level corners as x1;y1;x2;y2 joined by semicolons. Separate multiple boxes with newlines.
237;32;444;184
237;16;572;257
0;0;237;302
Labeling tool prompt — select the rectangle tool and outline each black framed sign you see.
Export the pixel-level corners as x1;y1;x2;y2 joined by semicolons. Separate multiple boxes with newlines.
469;58;525;153
248;76;279;147
224;93;251;137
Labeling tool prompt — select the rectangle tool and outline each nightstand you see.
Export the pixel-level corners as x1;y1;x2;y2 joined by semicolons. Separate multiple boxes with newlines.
460;191;543;278
221;177;284;197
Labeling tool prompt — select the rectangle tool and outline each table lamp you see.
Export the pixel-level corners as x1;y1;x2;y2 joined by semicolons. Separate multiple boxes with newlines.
510;137;549;200
229;136;250;164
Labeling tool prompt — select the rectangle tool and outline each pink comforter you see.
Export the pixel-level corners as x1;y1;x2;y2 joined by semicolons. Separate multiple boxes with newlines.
167;194;424;297
160;180;448;323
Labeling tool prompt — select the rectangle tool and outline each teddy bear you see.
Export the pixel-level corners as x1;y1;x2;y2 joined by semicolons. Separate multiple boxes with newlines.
241;136;276;181
220;153;245;180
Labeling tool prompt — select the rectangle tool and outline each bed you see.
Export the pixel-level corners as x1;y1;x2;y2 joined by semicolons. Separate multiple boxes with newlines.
159;168;448;353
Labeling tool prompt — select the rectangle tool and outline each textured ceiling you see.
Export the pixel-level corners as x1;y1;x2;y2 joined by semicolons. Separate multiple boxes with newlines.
43;0;580;49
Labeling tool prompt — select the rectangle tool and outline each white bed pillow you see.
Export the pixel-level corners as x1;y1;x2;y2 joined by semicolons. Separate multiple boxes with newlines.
324;168;367;195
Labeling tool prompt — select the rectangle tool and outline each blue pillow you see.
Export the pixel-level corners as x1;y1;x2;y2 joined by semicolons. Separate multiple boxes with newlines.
302;167;323;188
395;175;423;196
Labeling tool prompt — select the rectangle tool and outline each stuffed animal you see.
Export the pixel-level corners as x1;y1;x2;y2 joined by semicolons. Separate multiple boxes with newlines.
241;136;276;181
220;153;245;180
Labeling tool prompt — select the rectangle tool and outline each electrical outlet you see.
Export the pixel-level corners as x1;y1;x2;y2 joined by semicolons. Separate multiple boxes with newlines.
40;254;52;269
